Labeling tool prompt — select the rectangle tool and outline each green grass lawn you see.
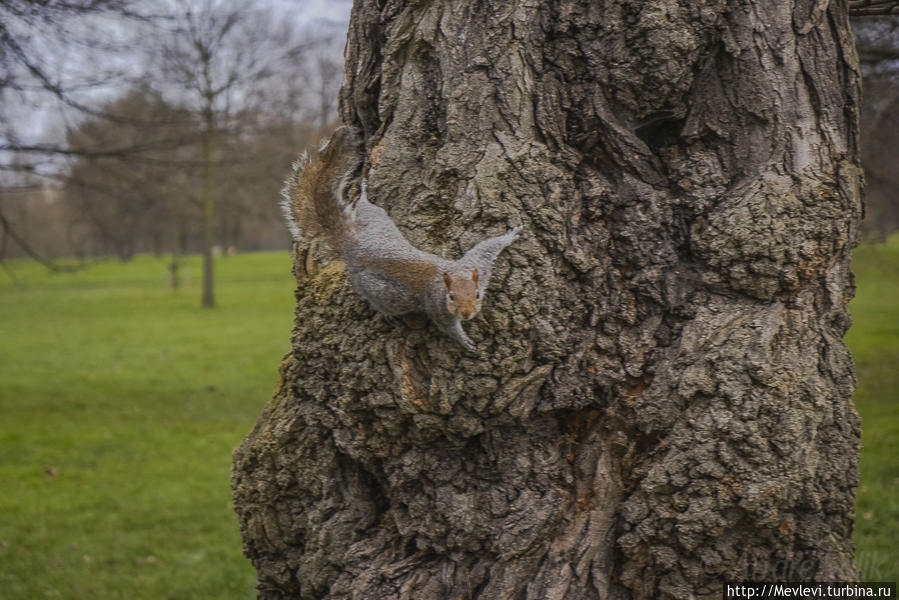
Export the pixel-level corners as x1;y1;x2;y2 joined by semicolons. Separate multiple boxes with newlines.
847;236;899;583
0;242;895;598
0;252;296;599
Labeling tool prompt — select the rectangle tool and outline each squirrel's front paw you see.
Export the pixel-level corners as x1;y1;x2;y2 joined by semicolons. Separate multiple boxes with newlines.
449;328;477;353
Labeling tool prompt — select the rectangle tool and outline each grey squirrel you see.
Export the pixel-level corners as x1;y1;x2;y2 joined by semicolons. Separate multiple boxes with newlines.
280;127;520;351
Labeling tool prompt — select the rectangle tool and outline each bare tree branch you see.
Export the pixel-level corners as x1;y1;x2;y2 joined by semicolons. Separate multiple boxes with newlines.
850;0;899;16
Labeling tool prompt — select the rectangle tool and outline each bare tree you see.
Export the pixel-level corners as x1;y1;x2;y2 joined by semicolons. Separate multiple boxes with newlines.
0;1;345;270
852;16;899;239
232;0;864;598
158;0;311;307
309;54;343;131
0;0;149;266
62;87;197;261
215;113;328;252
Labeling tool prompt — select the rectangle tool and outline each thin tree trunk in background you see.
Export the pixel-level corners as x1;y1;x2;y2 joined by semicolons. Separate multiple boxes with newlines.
168;194;182;290
168;254;180;290
233;1;864;598
201;109;215;308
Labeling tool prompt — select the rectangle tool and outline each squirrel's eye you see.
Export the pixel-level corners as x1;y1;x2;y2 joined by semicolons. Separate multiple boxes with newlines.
449;293;455;301
476;291;481;299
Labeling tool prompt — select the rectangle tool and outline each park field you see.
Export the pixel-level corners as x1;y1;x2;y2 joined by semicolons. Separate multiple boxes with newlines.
0;243;896;598
0;252;296;599
845;237;899;583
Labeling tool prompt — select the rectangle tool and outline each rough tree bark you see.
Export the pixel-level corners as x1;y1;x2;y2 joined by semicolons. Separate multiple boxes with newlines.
232;1;863;598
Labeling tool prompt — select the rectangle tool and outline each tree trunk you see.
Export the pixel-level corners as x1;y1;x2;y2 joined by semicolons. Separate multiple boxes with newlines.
201;111;215;308
232;1;863;598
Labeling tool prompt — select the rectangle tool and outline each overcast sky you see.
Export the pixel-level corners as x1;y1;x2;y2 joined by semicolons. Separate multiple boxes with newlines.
300;0;352;25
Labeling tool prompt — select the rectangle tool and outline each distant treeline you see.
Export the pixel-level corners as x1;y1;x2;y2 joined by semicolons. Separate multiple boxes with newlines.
3;88;333;261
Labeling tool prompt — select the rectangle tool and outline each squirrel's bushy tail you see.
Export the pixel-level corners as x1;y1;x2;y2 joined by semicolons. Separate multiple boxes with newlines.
280;126;362;252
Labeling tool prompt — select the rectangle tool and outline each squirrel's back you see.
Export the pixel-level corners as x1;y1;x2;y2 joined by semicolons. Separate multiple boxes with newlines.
346;189;451;296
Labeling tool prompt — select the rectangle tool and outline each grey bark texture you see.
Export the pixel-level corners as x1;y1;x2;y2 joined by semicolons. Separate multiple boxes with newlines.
231;1;864;598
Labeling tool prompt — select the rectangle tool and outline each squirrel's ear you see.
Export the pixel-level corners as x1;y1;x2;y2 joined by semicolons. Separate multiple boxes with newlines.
471;268;479;285
443;272;453;288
